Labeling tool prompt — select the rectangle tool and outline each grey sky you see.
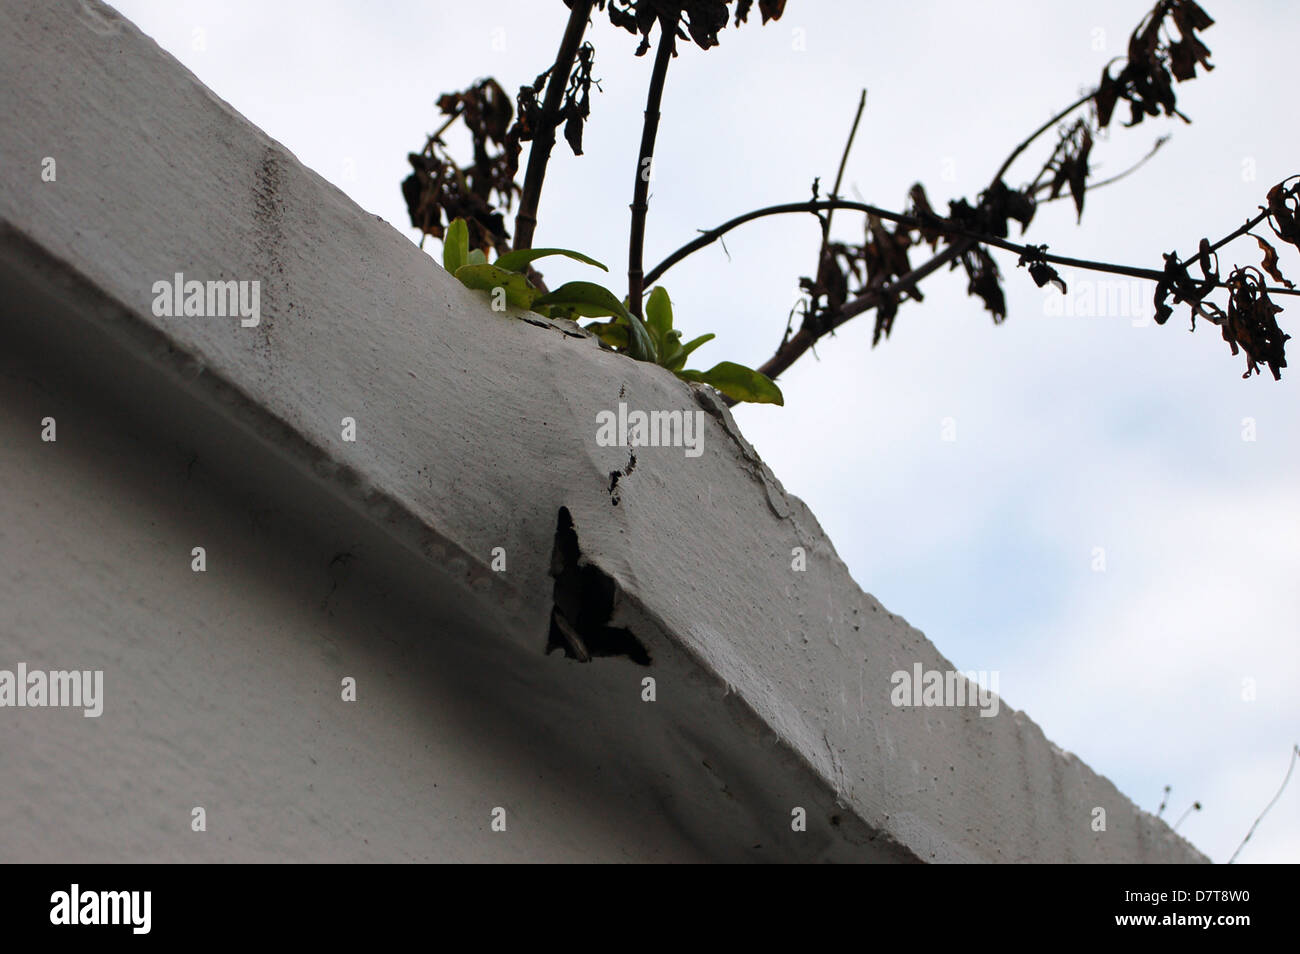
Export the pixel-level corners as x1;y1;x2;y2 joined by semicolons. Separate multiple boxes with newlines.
109;0;1299;862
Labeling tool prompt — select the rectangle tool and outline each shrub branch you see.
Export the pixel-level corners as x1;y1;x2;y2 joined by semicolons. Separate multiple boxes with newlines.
627;18;675;319
513;0;593;251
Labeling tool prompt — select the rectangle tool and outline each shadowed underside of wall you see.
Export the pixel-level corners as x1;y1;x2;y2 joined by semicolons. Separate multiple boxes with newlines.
0;0;1207;862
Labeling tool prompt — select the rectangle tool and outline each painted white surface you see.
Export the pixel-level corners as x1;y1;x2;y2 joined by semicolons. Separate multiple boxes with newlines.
0;0;1205;862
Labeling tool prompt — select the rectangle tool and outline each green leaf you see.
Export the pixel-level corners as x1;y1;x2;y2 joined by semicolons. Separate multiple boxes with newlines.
454;263;541;310
531;281;625;318
676;361;784;405
668;333;714;372
645;286;674;357
492;247;607;273
443;218;469;275
658;336;683;371
534;282;657;362
584;319;629;349
466;248;488;266
547;302;631;320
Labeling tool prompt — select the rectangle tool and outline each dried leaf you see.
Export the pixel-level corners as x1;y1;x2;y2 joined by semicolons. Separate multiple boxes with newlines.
1254;234;1293;289
737;0;784;22
1095;67;1121;128
1094;1;1214;129
1067;127;1092;222
1019;245;1067;295
872;292;898;346
908;183;947;248
403;79;522;255
960;246;1006;322
1152;245;1218;326
589;0;782;55
1223;267;1289;379
1266;179;1300;251
511;69;550;144
1169;34;1213;81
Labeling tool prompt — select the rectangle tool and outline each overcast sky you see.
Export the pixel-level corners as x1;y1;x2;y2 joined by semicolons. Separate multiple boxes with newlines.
108;0;1298;862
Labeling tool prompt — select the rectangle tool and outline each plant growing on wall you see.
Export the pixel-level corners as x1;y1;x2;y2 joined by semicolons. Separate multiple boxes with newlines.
403;0;1297;405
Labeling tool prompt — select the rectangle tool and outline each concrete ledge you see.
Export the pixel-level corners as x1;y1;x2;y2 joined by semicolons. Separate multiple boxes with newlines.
0;0;1207;862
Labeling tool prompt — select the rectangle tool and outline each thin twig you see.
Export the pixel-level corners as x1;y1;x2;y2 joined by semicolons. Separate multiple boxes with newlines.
1173;801;1201;831
1228;744;1299;864
751;240;968;384
627;18;675;319
832;240;970;327
422;109;463;155
677;67;1293;398
1033;136;1170;203
821;89;867;247
512;0;593;251
991;90;1095;186
707;178;1296;396
733;52;1228;391
1156;784;1171;818
644;198;1300;298
1195;202;1282;262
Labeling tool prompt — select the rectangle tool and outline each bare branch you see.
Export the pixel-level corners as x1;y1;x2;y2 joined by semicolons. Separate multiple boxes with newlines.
646;197;1300;299
752;240;971;385
1229;744;1299;863
513;0;593;251
627;18;675;319
1033;135;1169;202
991;90;1095;186
821;89;867;247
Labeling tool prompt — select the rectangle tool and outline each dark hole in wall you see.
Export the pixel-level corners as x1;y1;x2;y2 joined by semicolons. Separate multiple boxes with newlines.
546;507;651;666
607;451;635;506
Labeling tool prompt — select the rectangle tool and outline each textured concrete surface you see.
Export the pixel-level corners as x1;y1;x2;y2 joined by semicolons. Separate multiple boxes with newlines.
0;0;1207;861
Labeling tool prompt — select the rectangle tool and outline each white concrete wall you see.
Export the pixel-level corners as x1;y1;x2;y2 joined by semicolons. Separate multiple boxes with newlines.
0;320;710;862
0;0;1207;862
